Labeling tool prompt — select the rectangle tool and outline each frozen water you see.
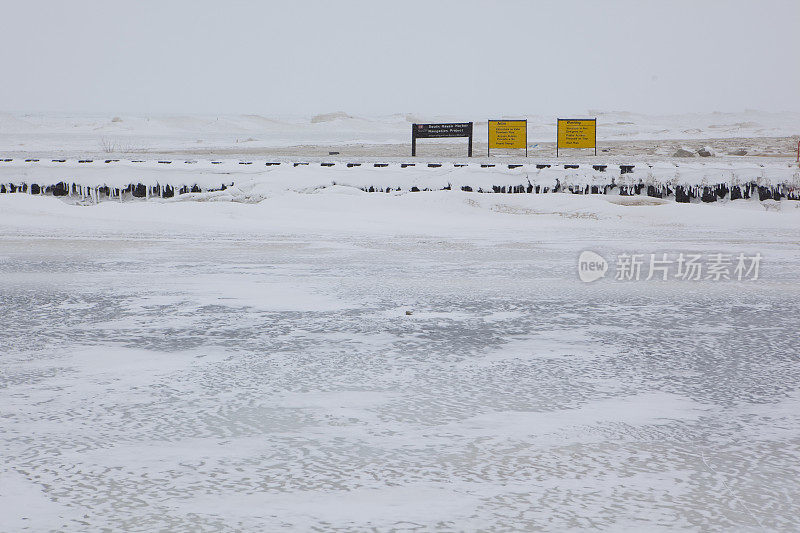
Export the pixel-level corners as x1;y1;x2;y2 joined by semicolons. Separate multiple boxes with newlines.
1;193;800;531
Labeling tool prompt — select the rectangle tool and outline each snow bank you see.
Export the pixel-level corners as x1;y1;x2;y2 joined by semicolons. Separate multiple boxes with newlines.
1;159;798;204
1;158;797;188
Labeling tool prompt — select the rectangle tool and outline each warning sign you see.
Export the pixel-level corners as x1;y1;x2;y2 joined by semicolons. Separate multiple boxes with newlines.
488;120;527;154
557;118;596;155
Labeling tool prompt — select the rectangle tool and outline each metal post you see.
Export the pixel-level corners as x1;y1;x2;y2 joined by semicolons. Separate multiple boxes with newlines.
411;124;416;157
468;122;473;157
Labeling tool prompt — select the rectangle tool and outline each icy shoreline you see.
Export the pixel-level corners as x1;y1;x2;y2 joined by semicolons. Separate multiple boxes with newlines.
1;157;799;205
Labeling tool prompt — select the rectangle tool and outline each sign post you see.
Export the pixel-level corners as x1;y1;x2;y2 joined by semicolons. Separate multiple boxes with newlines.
488;119;527;157
556;118;597;157
412;123;473;157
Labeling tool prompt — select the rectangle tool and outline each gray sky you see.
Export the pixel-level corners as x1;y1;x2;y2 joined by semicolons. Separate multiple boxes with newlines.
2;0;798;116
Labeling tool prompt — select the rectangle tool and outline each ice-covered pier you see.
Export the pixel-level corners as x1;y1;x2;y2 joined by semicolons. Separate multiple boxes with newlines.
1;157;798;204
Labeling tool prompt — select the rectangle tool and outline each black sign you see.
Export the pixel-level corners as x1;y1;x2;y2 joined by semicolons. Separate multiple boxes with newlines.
414;123;472;138
412;122;473;156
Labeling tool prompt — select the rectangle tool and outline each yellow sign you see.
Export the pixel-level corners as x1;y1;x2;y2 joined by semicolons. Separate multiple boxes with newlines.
488;120;527;150
557;119;596;149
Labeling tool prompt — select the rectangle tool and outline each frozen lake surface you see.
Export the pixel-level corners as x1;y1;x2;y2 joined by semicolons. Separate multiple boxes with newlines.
1;191;799;531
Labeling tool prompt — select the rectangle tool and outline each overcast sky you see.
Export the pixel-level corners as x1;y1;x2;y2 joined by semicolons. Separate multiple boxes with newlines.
2;0;798;116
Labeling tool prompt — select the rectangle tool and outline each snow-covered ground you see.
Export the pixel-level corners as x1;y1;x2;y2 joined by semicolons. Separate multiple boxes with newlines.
1;190;800;530
1;111;798;162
